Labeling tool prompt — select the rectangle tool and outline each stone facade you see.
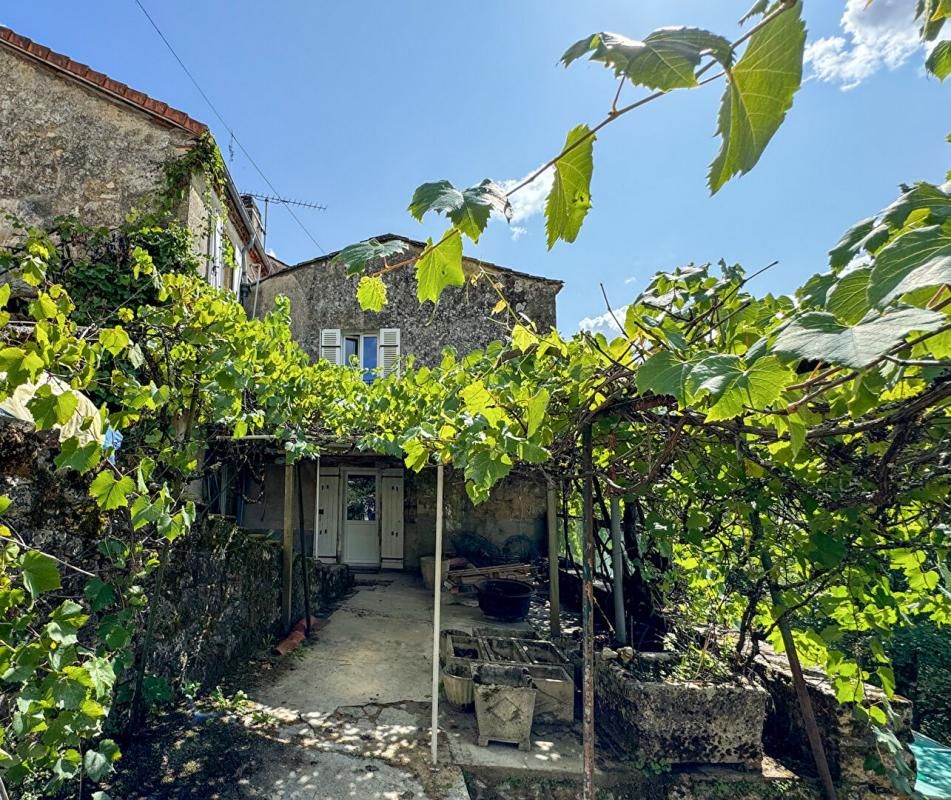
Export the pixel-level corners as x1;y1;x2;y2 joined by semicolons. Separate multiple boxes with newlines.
0;32;265;289
0;42;192;242
247;236;563;367
238;457;548;573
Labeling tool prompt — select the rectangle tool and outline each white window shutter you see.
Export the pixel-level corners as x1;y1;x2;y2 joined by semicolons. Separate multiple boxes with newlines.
211;215;224;289
320;329;343;365
379;328;401;377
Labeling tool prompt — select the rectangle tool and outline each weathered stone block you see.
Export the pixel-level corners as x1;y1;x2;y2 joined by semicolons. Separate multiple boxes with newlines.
754;645;915;791
596;656;768;769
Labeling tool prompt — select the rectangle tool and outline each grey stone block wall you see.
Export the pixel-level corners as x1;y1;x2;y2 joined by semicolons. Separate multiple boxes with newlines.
0;44;193;244
247;238;562;367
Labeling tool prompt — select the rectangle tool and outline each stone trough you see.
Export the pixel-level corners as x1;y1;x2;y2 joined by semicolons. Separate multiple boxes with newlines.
596;654;768;770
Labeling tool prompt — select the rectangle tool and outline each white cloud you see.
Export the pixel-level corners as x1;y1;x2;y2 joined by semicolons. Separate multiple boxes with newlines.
499;167;554;239
267;248;278;257
805;0;924;89
577;306;629;337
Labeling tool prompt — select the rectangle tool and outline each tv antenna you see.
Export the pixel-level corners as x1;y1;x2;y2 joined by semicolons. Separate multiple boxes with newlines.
244;193;327;256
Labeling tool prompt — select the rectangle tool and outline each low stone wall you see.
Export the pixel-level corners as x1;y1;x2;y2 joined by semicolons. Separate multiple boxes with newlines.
0;418;353;694
754;645;915;790
149;516;352;690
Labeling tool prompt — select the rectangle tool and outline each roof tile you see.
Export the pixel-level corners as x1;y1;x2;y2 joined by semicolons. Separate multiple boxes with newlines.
0;25;208;136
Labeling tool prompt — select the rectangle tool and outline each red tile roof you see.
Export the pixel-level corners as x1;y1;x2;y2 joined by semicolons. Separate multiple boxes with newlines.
0;25;208;136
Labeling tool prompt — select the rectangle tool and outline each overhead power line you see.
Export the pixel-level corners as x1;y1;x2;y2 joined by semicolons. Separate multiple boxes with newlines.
132;0;327;255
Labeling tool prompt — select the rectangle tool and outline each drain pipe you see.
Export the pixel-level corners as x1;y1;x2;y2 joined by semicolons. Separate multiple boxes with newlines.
610;496;626;646
312;455;321;556
430;463;445;765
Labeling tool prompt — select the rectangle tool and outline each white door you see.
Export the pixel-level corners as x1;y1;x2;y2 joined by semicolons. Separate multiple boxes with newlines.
380;471;404;569
316;472;339;562
342;470;380;567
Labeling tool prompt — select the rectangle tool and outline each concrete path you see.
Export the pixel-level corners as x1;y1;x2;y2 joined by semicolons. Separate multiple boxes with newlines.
239;574;470;800
237;573;589;799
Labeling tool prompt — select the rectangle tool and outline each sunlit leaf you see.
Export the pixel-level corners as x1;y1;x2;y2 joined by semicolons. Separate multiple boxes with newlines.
561;28;732;90
415;231;464;305
545;125;595;249
708;1;805;193
356;275;388;312
772;308;946;369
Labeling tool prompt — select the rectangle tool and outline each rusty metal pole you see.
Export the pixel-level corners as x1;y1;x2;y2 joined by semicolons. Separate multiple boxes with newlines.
282;461;294;631
547;481;562;639
581;424;596;799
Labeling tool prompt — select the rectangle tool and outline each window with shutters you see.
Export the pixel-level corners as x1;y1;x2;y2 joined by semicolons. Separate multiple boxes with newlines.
322;329;400;382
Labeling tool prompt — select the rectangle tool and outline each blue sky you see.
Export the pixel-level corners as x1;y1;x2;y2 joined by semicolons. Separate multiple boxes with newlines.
4;1;948;332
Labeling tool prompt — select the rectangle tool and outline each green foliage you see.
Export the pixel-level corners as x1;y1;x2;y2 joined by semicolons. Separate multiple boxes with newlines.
545;125;595;249
356;274;388;312
335;237;409;276
408;179;512;243
927;39;951;79
708;1;806;192
415;230;464;304
561;28;732;90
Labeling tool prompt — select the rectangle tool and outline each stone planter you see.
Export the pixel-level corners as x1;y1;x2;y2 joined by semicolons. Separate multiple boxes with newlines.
525;664;574;723
472;664;537;751
439;628;470;664
596;656;767;769
442;662;475;710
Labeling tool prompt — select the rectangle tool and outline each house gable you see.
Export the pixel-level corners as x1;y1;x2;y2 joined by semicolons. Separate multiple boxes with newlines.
248;235;562;369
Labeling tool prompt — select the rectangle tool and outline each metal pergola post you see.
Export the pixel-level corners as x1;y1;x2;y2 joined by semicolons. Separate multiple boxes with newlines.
430;463;445;765
547;481;561;639
610;495;626;646
582;424;596;799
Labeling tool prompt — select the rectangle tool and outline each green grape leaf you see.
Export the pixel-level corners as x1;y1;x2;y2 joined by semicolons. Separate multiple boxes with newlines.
335;238;409;277
83;739;119;782
20;550;61;598
526;388;550;437
98;327;130;357
739;0;770;25
356;275;388;312
826;267;872;325
881;182;951;228
26;386;78;430
0;346;44;385
545;124;595;249
868;224;951;308
408;179;511;243
89;471;135;511
772;308;946;369
561;28;732;90
56;437;103;473
415;231;464;305
687;354;791;421
708;1;806;193
84;578;116;613
635;351;692;404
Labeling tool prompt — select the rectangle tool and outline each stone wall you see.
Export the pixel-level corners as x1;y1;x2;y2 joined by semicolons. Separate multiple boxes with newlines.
0;418;351;693
0;43;193;244
754;645;915;791
247;237;562;367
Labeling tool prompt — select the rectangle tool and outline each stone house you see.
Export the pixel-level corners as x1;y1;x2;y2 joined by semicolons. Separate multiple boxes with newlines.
0;25;270;291
243;235;564;571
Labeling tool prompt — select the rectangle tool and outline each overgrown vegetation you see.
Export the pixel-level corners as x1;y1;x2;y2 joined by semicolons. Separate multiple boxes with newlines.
1;2;949;798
